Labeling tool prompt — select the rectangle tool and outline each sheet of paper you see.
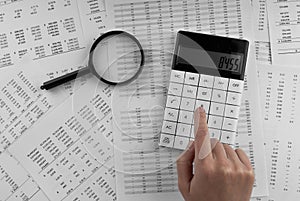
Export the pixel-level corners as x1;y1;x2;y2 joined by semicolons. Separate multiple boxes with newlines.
254;41;272;64
0;0;22;7
252;0;272;64
0;1;104;196
0;0;117;200
253;0;269;42
0;0;95;154
64;166;116;201
0;0;85;69
0;0;94;98
9;78;117;201
0;67;71;154
106;0;268;200
0;151;50;201
76;0;109;45
267;0;300;66
257;64;300;200
235;48;268;197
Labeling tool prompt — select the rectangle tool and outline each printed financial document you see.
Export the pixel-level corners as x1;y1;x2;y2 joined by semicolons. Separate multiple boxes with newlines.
9;78;116;201
0;0;274;200
0;67;70;155
0;67;76;201
0;0;110;200
257;64;300;201
0;0;94;165
267;0;300;66
0;0;100;95
76;0;108;45
0;0;85;68
107;0;268;200
252;1;300;200
0;151;50;201
252;0;272;65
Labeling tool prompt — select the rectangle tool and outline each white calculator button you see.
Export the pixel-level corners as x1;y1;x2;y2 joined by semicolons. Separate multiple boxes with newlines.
210;102;225;116
185;72;199;86
180;97;196;111
164;108;179;122
226;92;242;106
222;118;238;131
178;110;193;124
162;121;177;134
208;115;223;129
228;79;244;93
160;133;175;147
166;95;181;109
224;105;240;119
220;131;236;145
168;82;183;96
182;85;197;98
199;74;214;88
208;128;221;140
174;136;190;150
213;77;229;91
197;87;212;101
176;123;191;138
170;70;185;83
211;89;227;103
195;100;210;113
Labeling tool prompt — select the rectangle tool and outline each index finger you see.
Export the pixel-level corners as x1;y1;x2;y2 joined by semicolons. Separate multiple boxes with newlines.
194;107;213;161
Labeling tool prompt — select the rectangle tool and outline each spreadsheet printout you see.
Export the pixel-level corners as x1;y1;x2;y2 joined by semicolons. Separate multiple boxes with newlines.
0;67;67;200
257;64;300;201
0;1;99;196
107;0;268;200
0;151;50;201
0;0;93;96
253;0;269;42
0;0;85;68
0;0;111;94
9;78;117;201
0;0;274;200
76;0;108;45
252;0;272;64
0;0;115;200
0;66;72;156
267;0;300;66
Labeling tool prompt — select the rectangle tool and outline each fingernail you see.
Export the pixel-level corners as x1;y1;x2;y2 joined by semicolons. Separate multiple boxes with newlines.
199;106;205;113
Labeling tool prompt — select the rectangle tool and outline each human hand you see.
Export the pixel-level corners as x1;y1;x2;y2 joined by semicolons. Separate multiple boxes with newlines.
176;107;254;201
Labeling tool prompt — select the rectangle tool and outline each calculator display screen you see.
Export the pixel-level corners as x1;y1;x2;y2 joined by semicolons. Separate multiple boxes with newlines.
178;46;243;73
172;31;249;80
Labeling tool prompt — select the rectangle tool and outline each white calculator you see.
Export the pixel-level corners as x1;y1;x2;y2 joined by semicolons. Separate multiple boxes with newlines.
159;31;249;150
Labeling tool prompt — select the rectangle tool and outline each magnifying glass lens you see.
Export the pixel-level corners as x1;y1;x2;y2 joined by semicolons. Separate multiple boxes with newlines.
91;33;143;84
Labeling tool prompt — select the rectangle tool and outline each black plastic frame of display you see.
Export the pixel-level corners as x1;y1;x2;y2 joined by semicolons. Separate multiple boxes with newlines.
172;30;249;80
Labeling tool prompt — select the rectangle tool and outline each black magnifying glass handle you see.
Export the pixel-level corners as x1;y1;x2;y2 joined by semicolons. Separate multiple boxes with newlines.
40;67;90;90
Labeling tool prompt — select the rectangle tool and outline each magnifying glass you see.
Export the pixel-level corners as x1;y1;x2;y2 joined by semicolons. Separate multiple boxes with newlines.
40;30;144;90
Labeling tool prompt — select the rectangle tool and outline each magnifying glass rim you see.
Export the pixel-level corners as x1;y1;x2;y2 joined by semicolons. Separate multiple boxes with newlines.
88;30;145;85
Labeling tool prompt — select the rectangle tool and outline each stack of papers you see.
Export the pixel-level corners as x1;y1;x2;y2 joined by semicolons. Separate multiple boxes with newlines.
0;0;299;200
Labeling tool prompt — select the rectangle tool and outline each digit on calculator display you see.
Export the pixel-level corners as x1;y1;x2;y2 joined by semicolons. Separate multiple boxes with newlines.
173;31;249;80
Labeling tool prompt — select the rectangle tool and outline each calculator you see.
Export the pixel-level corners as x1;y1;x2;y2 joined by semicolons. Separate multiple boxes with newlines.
159;31;249;150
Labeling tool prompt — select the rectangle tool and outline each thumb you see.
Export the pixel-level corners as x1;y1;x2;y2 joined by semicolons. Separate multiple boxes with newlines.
176;141;195;197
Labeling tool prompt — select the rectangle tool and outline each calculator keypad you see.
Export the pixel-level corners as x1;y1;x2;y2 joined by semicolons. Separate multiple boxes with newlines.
160;70;244;150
